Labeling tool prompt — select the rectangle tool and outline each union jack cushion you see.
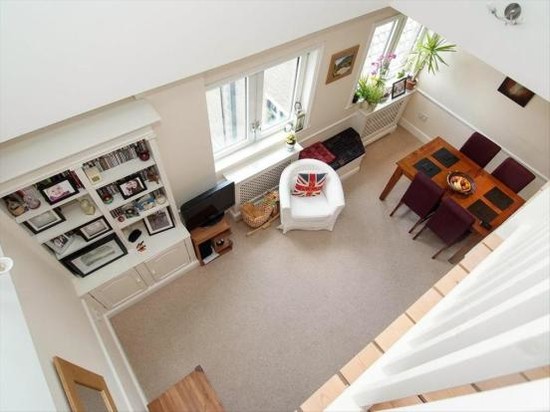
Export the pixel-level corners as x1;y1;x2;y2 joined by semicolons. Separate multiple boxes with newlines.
292;172;327;197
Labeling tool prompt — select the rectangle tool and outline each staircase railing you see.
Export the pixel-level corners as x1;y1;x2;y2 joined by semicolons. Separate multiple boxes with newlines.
327;188;550;411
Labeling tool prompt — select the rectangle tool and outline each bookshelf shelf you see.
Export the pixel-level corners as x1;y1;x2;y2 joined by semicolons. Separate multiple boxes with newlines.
117;204;169;229
15;189;89;224
105;181;163;211
54;230;115;260
93;157;156;188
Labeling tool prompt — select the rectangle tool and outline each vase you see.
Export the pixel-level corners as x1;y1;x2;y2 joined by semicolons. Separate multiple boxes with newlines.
286;143;296;152
406;78;417;90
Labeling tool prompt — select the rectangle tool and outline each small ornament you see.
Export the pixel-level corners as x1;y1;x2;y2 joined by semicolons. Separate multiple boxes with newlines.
19;188;41;209
117;215;125;222
146;169;160;184
138;151;150;161
155;194;167;205
102;193;113;204
79;199;96;215
5;196;27;217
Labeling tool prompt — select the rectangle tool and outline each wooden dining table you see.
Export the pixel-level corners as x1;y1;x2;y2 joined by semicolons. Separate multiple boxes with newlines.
379;136;525;239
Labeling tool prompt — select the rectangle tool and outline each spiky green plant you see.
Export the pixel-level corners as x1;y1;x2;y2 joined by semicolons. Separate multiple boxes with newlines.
409;33;456;80
356;76;385;105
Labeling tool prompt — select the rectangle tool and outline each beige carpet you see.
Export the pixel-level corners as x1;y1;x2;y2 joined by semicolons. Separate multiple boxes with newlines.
111;127;455;411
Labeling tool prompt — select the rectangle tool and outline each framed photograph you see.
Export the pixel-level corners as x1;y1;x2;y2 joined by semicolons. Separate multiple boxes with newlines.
24;208;65;234
46;233;75;255
61;234;127;277
117;175;146;200
39;178;79;205
497;76;535;107
326;45;360;84
78;217;111;241
144;208;174;235
391;78;407;99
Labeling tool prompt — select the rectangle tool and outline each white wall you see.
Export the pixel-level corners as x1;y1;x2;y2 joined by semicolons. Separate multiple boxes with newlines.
0;247;56;412
399;46;549;198
390;0;550;101
0;216;129;411
0;0;387;142
140;7;400;204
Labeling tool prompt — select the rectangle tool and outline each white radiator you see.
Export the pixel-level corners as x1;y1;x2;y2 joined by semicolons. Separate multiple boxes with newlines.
224;147;301;218
352;91;413;146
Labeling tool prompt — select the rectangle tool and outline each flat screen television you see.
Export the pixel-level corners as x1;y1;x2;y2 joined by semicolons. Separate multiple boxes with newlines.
180;180;235;230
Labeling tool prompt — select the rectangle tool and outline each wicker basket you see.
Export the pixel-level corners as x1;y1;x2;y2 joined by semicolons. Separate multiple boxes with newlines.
240;191;279;228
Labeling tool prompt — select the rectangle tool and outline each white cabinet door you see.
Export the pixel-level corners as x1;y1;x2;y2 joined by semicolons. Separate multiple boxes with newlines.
145;241;190;282
90;269;147;309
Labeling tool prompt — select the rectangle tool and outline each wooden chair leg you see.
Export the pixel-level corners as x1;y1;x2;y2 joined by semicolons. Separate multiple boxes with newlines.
389;200;404;217
412;224;428;240
432;244;450;259
408;216;426;233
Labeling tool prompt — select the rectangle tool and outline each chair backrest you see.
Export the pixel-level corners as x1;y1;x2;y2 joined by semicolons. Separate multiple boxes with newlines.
491;157;536;193
459;132;501;168
426;198;475;245
402;172;445;218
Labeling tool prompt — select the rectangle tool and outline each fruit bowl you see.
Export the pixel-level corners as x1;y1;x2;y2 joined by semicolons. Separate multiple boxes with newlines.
447;171;476;195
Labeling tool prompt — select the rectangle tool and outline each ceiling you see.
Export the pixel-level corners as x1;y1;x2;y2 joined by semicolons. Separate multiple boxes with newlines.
1;0;548;143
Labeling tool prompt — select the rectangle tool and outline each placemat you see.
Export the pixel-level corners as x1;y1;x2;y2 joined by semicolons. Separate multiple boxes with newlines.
467;199;498;223
432;147;459;168
484;187;514;210
414;158;441;178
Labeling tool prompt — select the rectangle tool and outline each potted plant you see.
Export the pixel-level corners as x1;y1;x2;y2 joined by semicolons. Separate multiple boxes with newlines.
285;132;297;151
356;76;385;111
406;32;456;90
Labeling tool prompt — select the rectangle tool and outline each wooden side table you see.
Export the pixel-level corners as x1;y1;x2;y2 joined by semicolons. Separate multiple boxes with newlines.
190;216;233;265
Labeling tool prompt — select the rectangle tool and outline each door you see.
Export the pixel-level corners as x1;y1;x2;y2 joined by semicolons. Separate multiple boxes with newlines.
90;269;147;309
145;242;190;282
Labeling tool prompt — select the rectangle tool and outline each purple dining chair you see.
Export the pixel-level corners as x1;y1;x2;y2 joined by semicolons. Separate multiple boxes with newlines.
390;172;445;233
413;198;475;259
460;132;501;168
491;157;536;193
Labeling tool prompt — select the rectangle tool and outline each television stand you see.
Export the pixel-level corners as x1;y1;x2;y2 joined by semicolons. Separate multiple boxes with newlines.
190;216;233;266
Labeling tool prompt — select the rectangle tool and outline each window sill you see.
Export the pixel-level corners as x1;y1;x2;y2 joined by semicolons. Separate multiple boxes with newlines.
215;130;293;175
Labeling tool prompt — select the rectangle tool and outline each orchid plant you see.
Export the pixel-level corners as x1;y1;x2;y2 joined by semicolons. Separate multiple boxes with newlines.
370;53;397;87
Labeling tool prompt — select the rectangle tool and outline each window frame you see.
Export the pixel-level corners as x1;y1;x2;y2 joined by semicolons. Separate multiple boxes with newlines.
206;50;314;160
348;14;425;106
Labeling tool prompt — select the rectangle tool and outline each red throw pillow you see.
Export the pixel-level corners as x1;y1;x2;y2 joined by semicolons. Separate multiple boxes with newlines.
292;172;327;197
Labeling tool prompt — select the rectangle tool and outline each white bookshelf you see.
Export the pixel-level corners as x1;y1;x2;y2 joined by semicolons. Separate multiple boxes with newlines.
0;100;193;300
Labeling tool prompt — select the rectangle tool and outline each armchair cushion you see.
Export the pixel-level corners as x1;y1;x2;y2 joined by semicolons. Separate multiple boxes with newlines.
290;193;332;220
292;172;327;197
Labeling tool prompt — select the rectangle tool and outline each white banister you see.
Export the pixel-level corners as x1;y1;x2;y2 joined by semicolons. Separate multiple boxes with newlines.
351;315;550;406
384;379;550;412
326;187;550;411
410;260;549;345
383;279;549;374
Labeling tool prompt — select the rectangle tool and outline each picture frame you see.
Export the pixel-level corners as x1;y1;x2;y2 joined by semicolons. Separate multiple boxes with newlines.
38;178;79;205
24;208;65;234
77;217;111;241
326;45;360;84
46;233;75;255
61;234;127;277
116;175;147;200
497;76;535;107
391;78;407;99
144;208;174;235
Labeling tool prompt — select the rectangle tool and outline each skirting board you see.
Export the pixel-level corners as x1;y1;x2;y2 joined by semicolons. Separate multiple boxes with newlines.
398;117;431;143
362;125;398;146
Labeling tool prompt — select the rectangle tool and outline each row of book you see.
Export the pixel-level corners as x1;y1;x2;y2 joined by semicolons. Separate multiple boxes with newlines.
83;140;149;172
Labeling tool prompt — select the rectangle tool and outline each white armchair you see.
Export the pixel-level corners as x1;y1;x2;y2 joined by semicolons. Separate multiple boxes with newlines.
279;158;345;234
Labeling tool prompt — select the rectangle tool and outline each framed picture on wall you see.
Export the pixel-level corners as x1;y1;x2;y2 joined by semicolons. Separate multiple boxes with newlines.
497;76;535;107
325;45;360;84
116;175;147;200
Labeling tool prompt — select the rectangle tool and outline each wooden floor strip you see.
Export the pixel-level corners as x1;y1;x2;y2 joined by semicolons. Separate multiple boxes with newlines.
300;374;348;412
459;243;492;272
339;343;383;384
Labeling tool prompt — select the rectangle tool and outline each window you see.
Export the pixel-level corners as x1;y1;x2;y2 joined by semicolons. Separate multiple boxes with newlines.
360;15;424;81
206;53;313;159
